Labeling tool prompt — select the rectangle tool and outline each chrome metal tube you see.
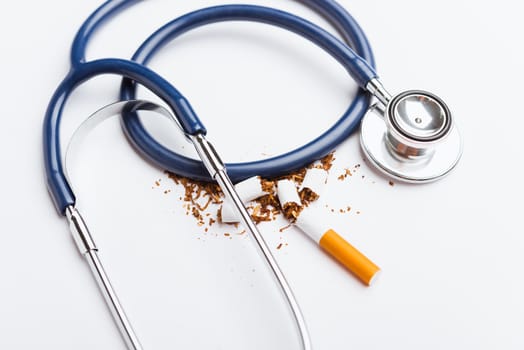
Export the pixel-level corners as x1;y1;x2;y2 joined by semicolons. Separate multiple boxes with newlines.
189;134;312;350
366;78;392;107
85;250;143;350
66;206;143;350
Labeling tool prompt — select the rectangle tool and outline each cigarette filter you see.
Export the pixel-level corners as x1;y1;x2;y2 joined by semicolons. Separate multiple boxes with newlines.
295;210;380;286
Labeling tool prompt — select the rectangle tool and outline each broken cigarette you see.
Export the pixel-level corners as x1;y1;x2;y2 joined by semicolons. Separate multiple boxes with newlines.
295;211;380;286
299;168;328;204
276;179;303;220
221;176;272;223
278;175;380;286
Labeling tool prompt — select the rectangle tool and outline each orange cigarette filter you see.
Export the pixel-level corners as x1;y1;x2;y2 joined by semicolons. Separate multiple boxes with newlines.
319;229;380;286
281;176;381;286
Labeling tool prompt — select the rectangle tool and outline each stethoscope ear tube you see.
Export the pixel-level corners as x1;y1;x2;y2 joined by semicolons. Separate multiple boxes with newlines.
61;97;315;350
59;99;181;350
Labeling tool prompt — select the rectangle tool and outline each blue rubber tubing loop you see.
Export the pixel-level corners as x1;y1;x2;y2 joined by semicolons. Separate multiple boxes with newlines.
70;0;142;67
44;0;377;214
119;4;377;182
299;0;375;68
44;58;206;214
125;6;375;84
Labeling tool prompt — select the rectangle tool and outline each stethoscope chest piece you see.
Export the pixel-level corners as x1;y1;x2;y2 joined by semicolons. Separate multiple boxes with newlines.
360;90;463;183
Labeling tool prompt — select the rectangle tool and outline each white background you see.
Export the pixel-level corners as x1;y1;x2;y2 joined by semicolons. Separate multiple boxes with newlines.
1;0;523;349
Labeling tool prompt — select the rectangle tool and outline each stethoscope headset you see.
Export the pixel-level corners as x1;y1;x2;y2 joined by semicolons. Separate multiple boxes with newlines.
43;1;462;349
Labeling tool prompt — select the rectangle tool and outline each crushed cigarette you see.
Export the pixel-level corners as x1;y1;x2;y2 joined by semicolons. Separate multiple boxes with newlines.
276;179;303;221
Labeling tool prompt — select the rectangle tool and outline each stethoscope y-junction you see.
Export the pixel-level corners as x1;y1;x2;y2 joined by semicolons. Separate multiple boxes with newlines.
43;1;463;349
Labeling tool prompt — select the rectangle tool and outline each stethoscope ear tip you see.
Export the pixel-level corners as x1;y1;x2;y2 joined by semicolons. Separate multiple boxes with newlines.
360;90;463;183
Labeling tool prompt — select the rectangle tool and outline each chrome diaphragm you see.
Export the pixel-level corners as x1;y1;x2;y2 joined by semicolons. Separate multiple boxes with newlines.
361;85;462;183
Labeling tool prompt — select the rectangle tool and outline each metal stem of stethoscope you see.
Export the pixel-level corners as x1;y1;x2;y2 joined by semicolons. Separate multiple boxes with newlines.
64;100;311;350
66;206;144;350
367;78;392;106
190;133;312;350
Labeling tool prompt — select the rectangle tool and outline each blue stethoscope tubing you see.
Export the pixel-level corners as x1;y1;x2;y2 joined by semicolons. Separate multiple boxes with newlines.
44;0;378;215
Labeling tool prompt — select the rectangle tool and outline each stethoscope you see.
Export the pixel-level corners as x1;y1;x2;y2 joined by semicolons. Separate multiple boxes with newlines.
43;1;463;349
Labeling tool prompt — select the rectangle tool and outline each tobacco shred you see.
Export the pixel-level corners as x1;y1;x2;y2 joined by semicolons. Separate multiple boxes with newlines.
249;193;281;224
338;168;353;181
282;202;303;221
299;188;319;206
320;153;335;170
163;152;336;231
272;167;307;185
260;179;275;193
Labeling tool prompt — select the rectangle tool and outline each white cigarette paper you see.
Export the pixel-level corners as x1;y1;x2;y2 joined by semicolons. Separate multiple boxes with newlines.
294;207;327;242
300;168;328;195
276;179;301;206
221;176;270;223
